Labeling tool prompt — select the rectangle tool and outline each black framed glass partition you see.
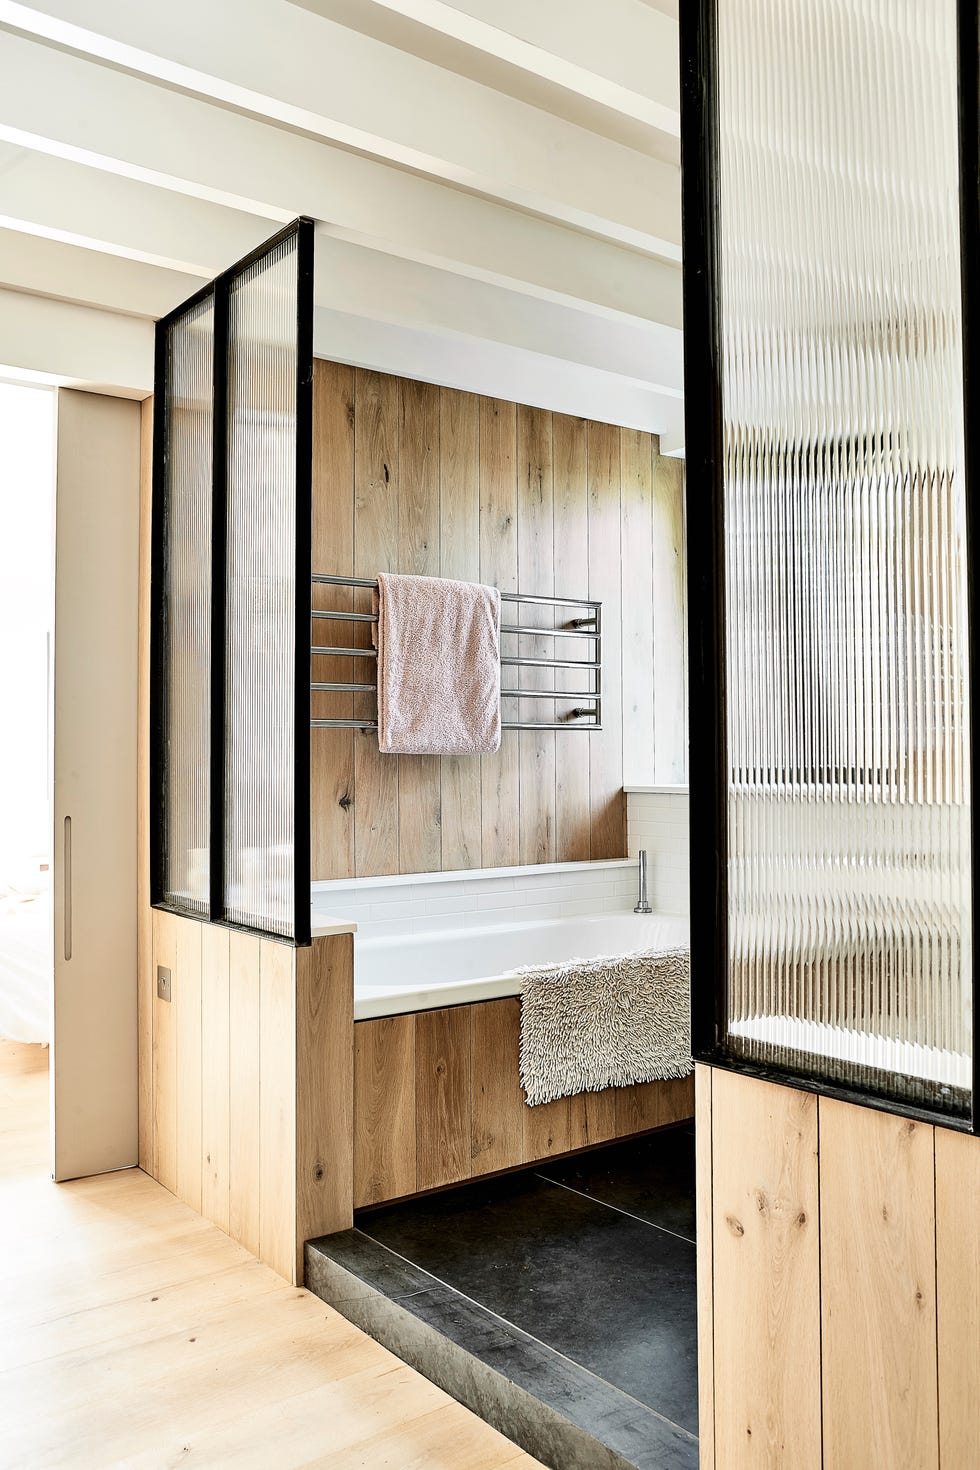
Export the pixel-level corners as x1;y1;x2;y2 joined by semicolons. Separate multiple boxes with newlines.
681;1;977;1125
151;218;314;944
151;288;215;917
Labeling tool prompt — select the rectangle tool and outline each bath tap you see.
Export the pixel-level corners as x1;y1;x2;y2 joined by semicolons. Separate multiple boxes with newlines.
634;850;652;914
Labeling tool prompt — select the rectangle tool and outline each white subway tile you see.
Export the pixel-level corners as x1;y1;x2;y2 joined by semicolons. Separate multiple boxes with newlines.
477;890;522;911
520;902;565;921
424;895;468;915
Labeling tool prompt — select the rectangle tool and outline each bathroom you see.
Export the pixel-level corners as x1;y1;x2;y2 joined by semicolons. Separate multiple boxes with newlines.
306;364;696;1469
146;235;698;1470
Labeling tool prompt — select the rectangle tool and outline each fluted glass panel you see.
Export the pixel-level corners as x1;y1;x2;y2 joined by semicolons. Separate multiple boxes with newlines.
717;0;971;1115
223;235;298;935
161;296;213;914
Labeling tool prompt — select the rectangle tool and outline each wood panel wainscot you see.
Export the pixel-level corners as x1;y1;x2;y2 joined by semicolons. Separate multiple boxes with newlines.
353;997;695;1208
145;909;354;1285
696;1064;980;1470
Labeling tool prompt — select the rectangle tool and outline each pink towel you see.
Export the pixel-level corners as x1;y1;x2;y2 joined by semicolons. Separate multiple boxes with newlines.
372;572;501;755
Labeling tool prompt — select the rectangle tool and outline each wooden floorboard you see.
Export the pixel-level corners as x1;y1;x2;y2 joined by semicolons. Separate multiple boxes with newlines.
0;1042;540;1469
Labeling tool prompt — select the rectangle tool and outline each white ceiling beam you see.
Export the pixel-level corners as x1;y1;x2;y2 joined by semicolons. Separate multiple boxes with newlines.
314;232;682;398
0;287;152;395
314;307;685;441
0;228;205;318
293;0;679;154
0;0;681;259
0;142;276;275
0;31;682;332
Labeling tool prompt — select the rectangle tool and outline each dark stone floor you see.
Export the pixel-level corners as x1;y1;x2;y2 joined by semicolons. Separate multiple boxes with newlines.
307;1126;698;1470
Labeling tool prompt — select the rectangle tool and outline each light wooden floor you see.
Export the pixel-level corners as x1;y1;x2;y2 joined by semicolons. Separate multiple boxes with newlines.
0;1041;542;1469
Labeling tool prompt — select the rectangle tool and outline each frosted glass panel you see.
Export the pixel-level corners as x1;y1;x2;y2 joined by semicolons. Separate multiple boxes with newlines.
222;235;299;935
717;0;971;1114
160;295;213;914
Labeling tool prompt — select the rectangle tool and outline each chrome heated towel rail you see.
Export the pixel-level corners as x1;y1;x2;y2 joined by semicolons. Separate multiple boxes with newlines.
309;572;602;732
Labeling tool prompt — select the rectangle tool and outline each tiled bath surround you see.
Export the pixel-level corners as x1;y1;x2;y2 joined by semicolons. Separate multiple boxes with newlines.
311;791;691;937
625;787;690;916
312;859;639;940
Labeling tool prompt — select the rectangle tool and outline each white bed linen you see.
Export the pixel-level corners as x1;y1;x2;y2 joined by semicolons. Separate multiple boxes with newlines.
0;882;51;1043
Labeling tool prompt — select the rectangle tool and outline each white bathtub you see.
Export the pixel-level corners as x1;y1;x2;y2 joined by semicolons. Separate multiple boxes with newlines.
349;911;690;1020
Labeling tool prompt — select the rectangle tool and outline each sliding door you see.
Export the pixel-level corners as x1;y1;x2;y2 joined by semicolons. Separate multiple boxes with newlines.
682;0;976;1123
52;391;141;1179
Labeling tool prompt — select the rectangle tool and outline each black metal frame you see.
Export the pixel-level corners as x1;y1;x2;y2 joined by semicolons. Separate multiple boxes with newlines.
150;217;315;946
150;279;217;919
681;0;978;1131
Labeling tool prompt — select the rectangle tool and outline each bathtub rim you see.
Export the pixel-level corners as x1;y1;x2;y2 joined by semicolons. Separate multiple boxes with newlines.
349;910;691;1021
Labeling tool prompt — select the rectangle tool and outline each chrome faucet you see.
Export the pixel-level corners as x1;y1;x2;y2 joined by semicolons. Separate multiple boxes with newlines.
634;850;652;913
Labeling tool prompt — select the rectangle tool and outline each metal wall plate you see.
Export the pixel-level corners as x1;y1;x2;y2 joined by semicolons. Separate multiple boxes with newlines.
156;965;172;1002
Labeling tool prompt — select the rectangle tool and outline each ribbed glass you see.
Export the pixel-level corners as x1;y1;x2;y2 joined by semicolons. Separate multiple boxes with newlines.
717;0;971;1115
161;295;214;915
222;235;298;936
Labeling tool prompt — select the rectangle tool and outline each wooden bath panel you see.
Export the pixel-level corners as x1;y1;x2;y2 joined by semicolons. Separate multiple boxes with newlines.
352;995;695;1208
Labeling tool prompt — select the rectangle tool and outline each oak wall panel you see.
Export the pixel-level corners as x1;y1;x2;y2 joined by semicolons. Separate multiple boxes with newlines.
479;396;521;870
310;360;356;881
228;928;261;1258
695;1065;715;1470
353;1015;417;1209
553;412;592;863
471;998;524;1173
517;404;557;866
587;420;625;859
936;1125;980;1470
820;1098;939;1470
711;1069;822;1470
200;923;231;1233
416;1005;473;1192
309;363;685;879
441;387;483;870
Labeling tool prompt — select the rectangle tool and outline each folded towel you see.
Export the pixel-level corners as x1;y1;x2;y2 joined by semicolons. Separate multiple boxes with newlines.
372;572;501;755
516;946;691;1106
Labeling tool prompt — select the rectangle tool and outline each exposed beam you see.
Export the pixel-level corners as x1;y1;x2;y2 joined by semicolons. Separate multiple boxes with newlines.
313;306;686;440
0;0;681;258
0;287;152;394
0;228;203;317
0;30;682;330
292;0;679;157
313;231;682;398
0;141;275;275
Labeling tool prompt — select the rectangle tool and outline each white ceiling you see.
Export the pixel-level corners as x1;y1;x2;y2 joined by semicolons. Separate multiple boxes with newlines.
0;0;684;447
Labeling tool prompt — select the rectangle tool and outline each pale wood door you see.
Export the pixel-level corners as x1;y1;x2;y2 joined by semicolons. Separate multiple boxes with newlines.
51;389;141;1180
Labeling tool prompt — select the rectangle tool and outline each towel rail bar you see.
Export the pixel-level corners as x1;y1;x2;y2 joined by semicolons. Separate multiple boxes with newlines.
312;719;600;732
312;571;599;612
312;608;597;639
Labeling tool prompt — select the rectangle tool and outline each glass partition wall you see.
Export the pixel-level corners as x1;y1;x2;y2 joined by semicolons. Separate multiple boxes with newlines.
682;1;977;1123
151;219;314;943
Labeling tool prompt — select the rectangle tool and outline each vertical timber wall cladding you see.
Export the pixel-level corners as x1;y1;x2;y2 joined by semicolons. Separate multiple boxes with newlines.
310;360;685;879
696;1065;980;1470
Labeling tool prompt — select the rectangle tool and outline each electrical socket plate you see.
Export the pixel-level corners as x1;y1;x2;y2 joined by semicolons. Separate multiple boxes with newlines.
157;965;172;1002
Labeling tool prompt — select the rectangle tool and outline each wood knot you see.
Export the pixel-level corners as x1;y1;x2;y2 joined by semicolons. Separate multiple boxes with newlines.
313;1162;325;1183
754;1190;768;1214
725;1214;745;1237
882;1204;889;1222
339;793;353;811
383;463;390;484
797;1211;807;1227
